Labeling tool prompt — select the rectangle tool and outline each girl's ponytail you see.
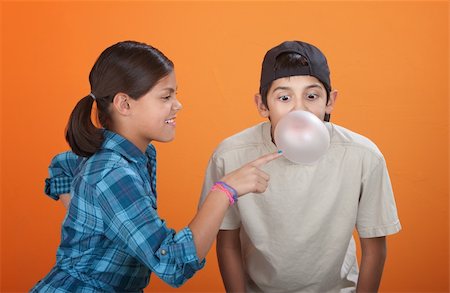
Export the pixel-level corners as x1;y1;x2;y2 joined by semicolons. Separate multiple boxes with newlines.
65;95;103;157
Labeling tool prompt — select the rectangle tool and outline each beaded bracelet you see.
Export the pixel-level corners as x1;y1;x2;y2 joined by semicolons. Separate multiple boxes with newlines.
211;181;238;205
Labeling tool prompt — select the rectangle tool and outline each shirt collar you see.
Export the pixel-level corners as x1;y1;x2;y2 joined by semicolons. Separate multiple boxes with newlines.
102;130;156;164
262;122;278;152
262;120;334;148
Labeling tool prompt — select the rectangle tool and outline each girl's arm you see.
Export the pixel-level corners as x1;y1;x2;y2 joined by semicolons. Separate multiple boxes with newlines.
217;229;246;293
189;151;281;260
356;236;386;293
96;151;281;288
45;151;84;207
59;194;71;209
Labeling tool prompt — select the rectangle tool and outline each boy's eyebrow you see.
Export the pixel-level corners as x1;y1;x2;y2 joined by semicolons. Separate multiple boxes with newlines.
271;86;293;93
305;84;325;90
271;83;324;93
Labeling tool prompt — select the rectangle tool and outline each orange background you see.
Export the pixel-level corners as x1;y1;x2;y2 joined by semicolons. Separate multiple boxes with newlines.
1;1;449;292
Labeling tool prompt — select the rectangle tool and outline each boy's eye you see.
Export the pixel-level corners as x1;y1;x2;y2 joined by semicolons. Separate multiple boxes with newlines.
306;93;319;100
278;95;290;102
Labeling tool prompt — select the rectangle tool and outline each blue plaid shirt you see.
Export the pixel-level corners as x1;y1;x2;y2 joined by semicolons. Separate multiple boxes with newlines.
33;130;204;292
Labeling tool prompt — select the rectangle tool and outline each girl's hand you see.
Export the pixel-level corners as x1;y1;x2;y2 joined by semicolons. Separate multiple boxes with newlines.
220;152;282;197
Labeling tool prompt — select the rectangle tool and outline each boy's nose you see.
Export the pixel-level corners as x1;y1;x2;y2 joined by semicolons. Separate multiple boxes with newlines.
292;101;306;112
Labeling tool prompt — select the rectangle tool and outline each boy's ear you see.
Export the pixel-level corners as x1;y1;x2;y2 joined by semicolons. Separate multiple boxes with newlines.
112;93;132;116
254;94;270;118
325;90;338;115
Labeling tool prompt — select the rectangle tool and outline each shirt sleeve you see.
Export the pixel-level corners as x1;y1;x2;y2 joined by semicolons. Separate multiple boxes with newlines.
96;167;205;288
356;157;402;238
44;151;84;200
199;155;241;230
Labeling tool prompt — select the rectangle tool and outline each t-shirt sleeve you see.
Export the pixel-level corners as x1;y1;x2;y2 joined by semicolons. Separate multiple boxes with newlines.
198;155;241;230
356;157;401;238
44;151;84;200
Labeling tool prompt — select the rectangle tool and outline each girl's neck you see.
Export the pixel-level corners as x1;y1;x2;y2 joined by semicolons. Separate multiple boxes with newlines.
109;127;149;154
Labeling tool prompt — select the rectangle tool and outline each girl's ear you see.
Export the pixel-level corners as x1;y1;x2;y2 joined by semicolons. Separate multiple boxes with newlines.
112;93;131;115
254;94;270;118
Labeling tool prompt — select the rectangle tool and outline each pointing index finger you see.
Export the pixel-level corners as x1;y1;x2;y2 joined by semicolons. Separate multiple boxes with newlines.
251;151;283;168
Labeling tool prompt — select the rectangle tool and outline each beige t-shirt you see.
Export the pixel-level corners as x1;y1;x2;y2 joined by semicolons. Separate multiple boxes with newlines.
199;122;401;293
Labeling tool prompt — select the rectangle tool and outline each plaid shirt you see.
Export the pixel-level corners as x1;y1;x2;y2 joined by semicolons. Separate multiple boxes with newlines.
33;130;204;292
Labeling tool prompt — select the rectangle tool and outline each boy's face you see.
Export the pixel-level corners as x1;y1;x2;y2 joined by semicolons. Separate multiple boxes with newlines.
255;75;337;138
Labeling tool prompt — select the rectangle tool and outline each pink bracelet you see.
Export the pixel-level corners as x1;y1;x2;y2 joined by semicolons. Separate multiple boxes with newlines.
211;183;235;205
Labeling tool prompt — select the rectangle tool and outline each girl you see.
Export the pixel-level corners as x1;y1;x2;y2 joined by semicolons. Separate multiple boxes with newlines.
32;40;280;292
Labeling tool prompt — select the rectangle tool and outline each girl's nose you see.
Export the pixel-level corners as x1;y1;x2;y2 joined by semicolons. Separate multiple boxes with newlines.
173;99;183;111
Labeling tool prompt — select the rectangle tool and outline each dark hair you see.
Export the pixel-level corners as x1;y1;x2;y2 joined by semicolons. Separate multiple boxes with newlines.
65;41;174;157
260;52;331;121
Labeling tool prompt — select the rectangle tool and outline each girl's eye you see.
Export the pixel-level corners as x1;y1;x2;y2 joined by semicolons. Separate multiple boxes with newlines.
278;95;290;102
162;95;171;100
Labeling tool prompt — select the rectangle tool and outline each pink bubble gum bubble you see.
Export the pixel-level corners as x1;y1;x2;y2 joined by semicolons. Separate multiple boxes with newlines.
274;110;330;164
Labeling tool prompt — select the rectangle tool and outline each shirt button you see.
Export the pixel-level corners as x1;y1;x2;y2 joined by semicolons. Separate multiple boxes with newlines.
161;249;167;255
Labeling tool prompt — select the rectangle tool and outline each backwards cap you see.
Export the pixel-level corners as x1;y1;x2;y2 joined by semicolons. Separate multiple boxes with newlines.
259;41;331;94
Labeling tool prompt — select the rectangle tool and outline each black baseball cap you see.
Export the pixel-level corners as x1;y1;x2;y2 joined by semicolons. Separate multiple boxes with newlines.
259;41;331;94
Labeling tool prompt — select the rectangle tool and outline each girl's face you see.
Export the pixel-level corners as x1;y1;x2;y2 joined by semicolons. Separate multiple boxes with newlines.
128;71;182;147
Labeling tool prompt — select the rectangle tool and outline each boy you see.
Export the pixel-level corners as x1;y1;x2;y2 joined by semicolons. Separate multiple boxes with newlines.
199;40;401;292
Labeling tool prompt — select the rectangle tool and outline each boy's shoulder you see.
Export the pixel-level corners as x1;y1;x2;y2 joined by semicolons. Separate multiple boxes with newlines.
213;122;270;157
329;123;384;160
